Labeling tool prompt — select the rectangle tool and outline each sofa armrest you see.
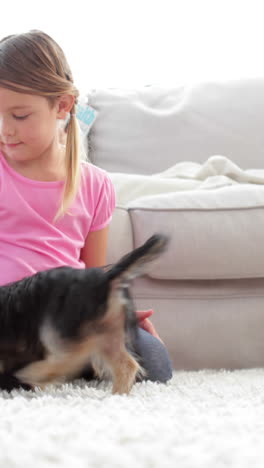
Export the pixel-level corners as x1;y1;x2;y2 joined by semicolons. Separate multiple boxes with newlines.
106;207;134;265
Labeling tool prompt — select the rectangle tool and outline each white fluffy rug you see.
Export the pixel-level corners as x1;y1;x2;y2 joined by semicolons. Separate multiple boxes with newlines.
1;369;264;468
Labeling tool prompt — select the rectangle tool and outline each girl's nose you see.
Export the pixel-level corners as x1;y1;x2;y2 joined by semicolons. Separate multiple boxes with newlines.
0;117;16;138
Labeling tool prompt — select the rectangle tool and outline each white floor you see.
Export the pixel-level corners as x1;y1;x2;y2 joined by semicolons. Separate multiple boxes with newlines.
1;369;264;468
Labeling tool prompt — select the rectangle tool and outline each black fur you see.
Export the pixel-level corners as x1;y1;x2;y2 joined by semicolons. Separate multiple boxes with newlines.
0;267;111;378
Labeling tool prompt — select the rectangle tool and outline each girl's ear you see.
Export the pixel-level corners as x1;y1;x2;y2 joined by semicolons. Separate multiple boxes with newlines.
56;94;75;120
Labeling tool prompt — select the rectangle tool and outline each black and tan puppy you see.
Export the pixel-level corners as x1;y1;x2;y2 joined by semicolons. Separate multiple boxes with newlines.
0;234;168;394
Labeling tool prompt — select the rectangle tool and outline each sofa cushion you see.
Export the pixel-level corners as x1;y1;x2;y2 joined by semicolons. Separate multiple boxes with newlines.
87;79;264;173
127;185;264;280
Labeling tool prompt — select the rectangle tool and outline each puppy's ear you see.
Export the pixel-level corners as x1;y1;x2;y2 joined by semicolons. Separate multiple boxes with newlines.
106;234;169;284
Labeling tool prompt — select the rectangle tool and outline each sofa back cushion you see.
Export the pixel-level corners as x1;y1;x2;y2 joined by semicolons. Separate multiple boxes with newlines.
87;78;264;173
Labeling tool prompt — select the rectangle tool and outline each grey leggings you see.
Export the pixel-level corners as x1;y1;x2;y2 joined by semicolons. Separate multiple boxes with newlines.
80;328;173;384
133;328;173;383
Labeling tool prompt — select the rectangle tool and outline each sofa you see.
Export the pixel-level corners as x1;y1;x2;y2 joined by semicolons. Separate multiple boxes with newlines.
85;78;264;370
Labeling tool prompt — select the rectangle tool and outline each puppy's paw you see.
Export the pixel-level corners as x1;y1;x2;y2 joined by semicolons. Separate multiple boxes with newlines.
0;373;32;392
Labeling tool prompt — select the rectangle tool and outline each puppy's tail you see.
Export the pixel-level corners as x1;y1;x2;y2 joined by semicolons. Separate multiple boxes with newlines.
106;234;169;283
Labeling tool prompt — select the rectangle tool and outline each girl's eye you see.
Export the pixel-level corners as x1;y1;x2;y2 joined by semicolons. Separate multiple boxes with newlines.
13;114;29;120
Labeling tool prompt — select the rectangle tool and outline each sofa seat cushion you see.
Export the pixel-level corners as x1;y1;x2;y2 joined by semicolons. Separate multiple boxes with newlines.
127;184;264;280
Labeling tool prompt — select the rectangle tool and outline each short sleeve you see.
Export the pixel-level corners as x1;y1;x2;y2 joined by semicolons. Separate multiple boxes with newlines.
90;172;116;232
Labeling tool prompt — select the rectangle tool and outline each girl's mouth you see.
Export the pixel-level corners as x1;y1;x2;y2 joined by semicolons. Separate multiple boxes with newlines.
4;143;22;148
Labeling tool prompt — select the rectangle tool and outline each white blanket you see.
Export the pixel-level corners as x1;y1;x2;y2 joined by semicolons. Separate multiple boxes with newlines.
109;155;264;206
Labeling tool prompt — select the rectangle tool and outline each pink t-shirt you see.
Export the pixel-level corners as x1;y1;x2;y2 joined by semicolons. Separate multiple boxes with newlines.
0;151;116;285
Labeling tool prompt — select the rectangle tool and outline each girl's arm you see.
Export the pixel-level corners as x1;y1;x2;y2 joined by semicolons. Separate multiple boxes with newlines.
80;226;110;268
80;227;162;342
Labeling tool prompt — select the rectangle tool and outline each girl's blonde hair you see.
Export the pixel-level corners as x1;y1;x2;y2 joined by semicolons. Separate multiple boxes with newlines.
0;29;81;221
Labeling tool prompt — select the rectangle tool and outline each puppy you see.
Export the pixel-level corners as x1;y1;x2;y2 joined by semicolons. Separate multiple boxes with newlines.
0;234;168;394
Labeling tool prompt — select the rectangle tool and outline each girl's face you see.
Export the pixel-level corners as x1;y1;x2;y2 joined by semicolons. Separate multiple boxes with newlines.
0;87;68;164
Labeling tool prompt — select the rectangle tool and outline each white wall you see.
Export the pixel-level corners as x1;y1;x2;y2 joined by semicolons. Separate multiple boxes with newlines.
1;0;264;93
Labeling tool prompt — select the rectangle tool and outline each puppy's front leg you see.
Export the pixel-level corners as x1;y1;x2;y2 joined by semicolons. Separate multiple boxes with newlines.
15;343;97;387
14;356;69;387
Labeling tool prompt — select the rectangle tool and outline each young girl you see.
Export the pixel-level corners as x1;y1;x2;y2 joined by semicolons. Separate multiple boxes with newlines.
0;30;172;384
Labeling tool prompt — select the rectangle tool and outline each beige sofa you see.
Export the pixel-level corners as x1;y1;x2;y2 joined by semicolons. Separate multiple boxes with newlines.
86;78;264;370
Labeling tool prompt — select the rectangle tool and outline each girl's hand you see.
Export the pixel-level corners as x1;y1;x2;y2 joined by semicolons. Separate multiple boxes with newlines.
136;309;164;344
